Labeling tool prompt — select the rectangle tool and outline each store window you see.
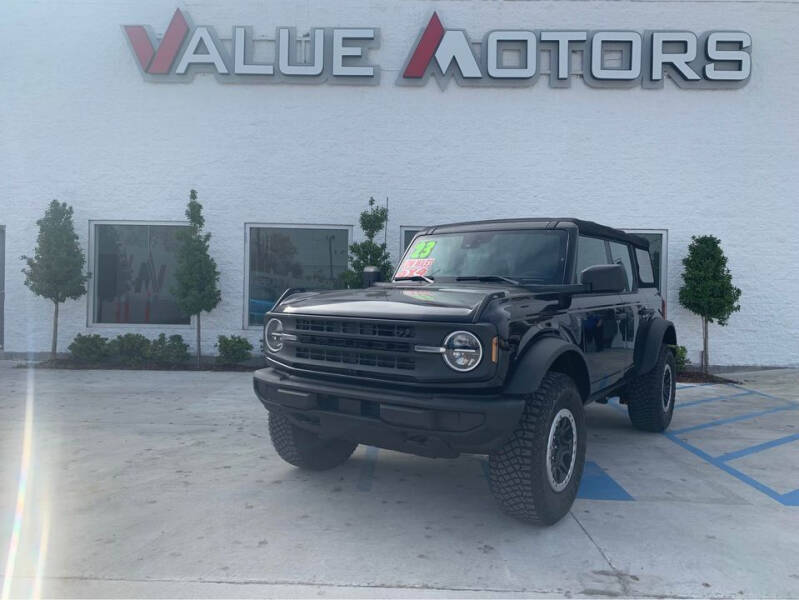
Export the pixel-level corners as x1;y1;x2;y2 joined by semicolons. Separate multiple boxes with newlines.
247;225;350;326
92;223;190;325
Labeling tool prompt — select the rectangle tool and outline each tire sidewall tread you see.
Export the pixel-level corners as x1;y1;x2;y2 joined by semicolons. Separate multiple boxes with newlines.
489;372;586;525
624;344;676;433
268;411;357;471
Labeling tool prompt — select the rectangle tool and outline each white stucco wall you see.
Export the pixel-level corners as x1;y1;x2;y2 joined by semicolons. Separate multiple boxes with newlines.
1;0;798;365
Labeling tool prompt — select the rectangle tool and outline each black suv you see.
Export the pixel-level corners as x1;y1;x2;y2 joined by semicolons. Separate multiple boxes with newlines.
253;218;677;525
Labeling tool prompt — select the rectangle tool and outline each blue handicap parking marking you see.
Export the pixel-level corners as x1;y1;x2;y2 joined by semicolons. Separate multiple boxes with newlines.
669;404;798;435
476;457;633;501
577;461;634;501
714;432;799;463
676;389;754;409
779;489;799;506
662;384;799;506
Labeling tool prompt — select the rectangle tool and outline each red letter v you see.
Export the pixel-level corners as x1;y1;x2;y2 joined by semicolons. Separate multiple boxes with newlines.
124;9;189;74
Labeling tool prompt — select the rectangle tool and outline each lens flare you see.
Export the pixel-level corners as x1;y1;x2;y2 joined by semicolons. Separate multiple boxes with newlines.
31;506;50;600
1;369;35;600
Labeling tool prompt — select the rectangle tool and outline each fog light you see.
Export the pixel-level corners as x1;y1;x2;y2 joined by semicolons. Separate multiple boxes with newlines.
443;331;482;372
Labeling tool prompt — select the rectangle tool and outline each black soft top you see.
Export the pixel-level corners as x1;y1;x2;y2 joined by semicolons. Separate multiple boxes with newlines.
423;218;650;250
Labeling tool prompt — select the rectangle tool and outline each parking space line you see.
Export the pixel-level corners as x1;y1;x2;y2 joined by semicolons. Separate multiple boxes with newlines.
669;404;798;435
779;489;799;506
663;431;790;504
714;433;799;463
730;383;796;404
608;385;798;505
676;382;717;389
677;390;754;408
660;384;799;506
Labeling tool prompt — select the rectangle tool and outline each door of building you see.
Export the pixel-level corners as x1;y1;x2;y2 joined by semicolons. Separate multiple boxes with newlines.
0;226;5;349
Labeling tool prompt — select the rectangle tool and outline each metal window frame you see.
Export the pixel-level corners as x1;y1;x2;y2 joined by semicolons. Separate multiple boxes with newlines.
622;228;669;303
243;222;354;330
87;219;191;328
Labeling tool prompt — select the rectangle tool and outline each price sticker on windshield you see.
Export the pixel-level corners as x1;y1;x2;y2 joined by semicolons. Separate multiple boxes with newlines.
396;258;434;278
410;241;436;259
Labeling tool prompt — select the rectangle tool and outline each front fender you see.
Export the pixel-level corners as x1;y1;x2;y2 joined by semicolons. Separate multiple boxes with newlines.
505;336;590;401
634;318;677;375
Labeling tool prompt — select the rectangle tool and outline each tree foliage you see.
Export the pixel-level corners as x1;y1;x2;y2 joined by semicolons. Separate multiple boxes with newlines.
21;200;87;303
173;190;221;317
21;200;88;358
172;190;221;366
679;235;741;326
342;197;393;288
679;235;741;372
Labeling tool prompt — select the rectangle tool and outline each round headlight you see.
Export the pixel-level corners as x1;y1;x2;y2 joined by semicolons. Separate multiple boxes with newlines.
264;318;284;353
442;331;482;372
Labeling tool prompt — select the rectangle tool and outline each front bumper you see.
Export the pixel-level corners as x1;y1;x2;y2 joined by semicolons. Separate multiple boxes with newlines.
253;367;524;458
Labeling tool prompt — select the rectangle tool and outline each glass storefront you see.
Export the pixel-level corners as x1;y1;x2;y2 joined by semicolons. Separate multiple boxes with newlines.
93;223;190;325
247;226;350;326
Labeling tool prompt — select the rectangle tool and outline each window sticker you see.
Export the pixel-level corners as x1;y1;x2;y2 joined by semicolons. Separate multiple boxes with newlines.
396;258;434;279
410;240;436;259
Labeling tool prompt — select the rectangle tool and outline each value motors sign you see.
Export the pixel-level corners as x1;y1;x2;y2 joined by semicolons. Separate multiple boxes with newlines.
124;10;751;89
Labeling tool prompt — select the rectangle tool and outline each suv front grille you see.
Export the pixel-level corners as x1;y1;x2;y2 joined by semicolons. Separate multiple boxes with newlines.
295;347;415;370
284;317;419;379
295;318;415;339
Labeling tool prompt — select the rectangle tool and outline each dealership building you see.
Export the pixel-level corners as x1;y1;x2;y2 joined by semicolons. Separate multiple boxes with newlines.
1;0;797;366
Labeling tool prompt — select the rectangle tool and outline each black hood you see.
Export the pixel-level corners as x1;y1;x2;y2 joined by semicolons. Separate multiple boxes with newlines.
271;284;510;322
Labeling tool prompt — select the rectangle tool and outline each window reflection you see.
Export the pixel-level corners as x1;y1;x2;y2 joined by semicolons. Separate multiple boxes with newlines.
94;224;190;324
248;227;349;326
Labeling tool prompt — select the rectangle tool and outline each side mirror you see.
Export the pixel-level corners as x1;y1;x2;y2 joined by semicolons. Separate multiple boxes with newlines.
362;266;382;287
580;264;627;293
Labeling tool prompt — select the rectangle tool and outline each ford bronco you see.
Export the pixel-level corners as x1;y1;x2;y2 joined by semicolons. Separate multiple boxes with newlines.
253;218;677;524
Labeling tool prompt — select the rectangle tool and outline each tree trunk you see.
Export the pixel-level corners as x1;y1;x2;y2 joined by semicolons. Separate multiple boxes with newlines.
51;301;59;361
196;313;201;369
702;316;709;374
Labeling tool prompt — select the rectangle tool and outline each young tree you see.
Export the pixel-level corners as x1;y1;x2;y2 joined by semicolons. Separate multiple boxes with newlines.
21;200;88;360
342;197;393;288
678;235;742;373
173;190;221;367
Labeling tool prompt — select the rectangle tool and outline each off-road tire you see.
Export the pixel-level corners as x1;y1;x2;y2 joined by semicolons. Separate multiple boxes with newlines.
623;344;676;432
488;372;586;525
268;411;358;470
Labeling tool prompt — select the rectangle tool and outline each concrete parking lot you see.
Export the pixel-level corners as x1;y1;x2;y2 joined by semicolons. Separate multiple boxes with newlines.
1;361;798;598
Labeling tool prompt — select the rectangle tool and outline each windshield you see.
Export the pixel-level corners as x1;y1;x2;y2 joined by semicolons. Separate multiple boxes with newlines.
394;229;568;284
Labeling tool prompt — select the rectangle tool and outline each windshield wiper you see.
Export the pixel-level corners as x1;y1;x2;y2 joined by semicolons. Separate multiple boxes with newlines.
394;275;435;283
456;275;520;286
